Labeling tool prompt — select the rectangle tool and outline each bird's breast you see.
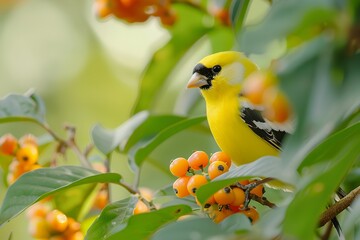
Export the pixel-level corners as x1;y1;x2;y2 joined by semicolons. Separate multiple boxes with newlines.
206;96;279;165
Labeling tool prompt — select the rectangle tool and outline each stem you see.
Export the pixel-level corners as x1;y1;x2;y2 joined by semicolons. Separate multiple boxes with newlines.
117;180;139;195
251;195;277;208
318;185;360;227
133;167;141;189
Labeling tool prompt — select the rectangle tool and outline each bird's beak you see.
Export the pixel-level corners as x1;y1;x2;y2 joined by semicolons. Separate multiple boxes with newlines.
187;72;208;88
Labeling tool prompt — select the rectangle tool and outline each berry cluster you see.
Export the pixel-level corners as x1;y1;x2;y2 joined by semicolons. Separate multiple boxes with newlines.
241;70;292;123
170;151;263;223
94;0;176;26
133;187;154;215
26;201;83;240
0;134;42;185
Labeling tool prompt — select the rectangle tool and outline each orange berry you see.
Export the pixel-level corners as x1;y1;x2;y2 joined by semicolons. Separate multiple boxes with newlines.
212;207;233;223
250;181;265;198
92;162;107;173
195;195;216;208
169;157;189;177
242;71;277;105
188;151;209;170
241;206;260;223
208;161;229;180
49;235;66;240
19;134;37;147
173;176;191;198
26;203;49;218
160;10;177;26
94;189;108;209
67;231;84;240
46;209;68;233
94;0;112;18
16;144;38;165
209;151;231;167
139;187;153;202
186;174;208;196
28;217;50;238
0;134;17;155
133;199;150;215
238;179;250;186
263;87;292;123
214;187;235;205
64;217;81;236
232;187;246;206
228;204;241;213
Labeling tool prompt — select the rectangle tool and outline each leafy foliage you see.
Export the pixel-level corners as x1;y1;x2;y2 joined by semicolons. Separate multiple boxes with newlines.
0;0;359;240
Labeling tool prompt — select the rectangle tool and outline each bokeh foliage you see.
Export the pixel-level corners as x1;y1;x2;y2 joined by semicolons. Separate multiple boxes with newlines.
0;0;359;239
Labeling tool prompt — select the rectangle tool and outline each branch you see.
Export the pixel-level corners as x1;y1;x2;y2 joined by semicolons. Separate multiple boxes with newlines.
318;185;360;227
251;195;277;208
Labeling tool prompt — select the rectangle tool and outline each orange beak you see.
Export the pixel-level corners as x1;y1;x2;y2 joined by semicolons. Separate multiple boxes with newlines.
187;72;208;88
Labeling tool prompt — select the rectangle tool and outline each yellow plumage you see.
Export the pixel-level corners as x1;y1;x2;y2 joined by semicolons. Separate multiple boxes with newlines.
187;51;281;166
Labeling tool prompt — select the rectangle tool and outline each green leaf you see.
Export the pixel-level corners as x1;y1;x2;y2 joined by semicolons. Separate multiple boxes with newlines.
0;166;122;226
282;123;360;239
128;116;206;167
91;111;149;155
53;184;98;221
196;156;296;205
298;122;360;171
230;0;251;34
0;92;46;124
123;115;185;153
132;4;212;113
239;0;336;54
86;199;191;240
85;196;137;240
151;217;223;240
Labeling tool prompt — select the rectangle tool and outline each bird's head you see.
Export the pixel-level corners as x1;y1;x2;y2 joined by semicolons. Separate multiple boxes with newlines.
187;51;258;100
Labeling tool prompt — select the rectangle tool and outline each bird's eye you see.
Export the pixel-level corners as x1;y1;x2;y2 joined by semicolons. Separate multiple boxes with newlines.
212;65;221;73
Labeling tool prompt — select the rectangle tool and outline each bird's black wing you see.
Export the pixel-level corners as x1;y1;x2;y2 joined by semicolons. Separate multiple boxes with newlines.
239;103;288;151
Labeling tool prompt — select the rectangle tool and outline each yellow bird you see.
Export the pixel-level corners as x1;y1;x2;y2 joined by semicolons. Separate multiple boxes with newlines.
187;51;289;166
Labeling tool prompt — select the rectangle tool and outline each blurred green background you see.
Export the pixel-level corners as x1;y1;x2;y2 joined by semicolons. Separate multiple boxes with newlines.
0;0;215;239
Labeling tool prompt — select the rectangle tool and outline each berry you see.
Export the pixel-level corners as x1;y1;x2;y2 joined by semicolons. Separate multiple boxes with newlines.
263;87;292;123
19;134;37;147
232;187;246;206
133;200;150;214
186;174;208;196
67;231;84;240
173;176;191;198
0;134;17;155
139;187;153;202
94;189;108;209
16;144;39;165
241;71;277;105
238;179;250;186
169;157;189;177
250;180;265;198
26;203;49;218
211;207;233;223
214;187;235;205
209;151;231;167
241;206;260;223
196;195;216;208
188;151;209;170
46;209;68;233
208;160;229;180
28;217;50;238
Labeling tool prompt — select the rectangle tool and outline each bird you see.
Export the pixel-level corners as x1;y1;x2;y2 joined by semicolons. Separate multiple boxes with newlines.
187;51;344;239
187;51;289;167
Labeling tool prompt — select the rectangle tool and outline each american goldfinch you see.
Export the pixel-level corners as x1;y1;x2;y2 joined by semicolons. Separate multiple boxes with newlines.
187;51;290;166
